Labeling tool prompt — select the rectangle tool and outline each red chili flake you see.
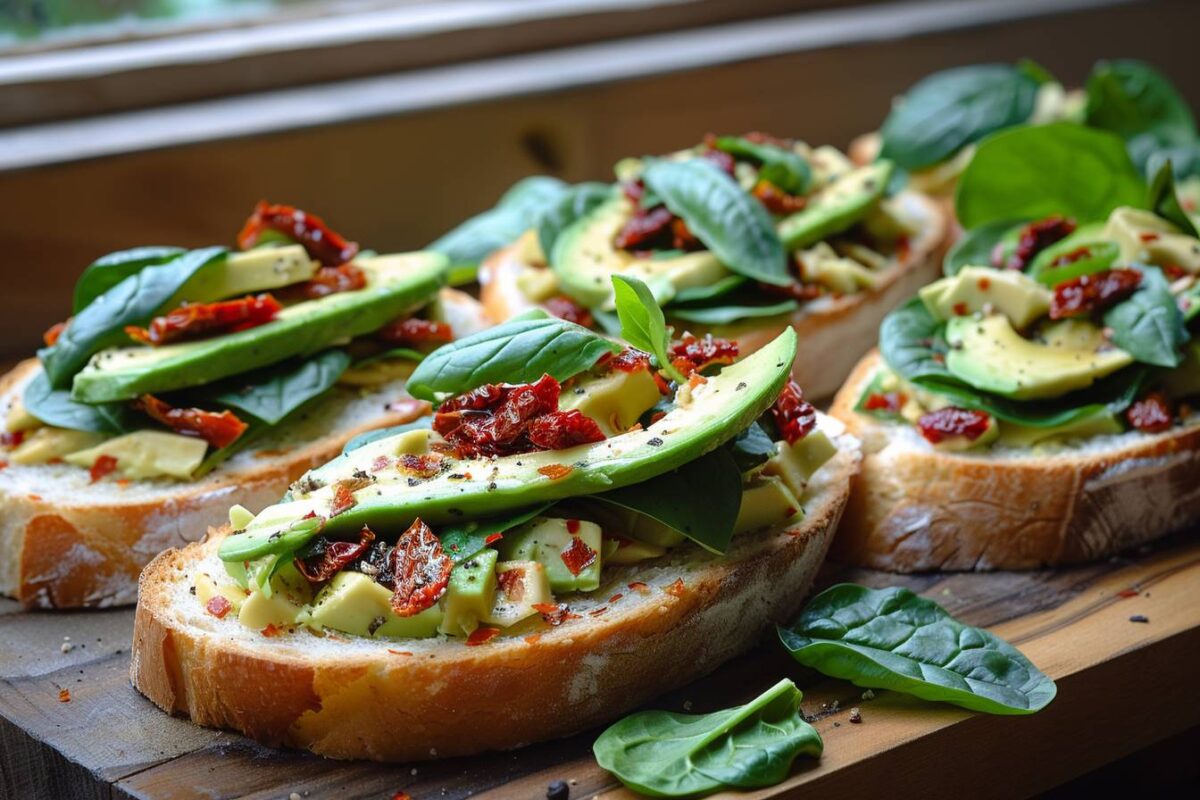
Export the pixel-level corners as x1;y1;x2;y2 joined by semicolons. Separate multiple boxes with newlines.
261;623;283;637
771;379;817;444
1162;263;1188;280
565;519;580;534
526;410;606;451
627;581;650;594
543;295;594;329
687;373;708;389
282;263;367;301
1126;392;1174;433
1139;232;1160;242
497;567;525;601
999;215;1076;271
377;317;454;347
388;519;453;617
0;430;25;448
386;649;413;657
752;180;807;215
670;333;739;375
0;462;8;472
524;634;543;645
588;607;608;617
135;395;247;449
465;626;501;646
560;536;597;576
533;602;579;626
665;578;686;597
484;532;503;545
1117;588;1140;599
863;392;906;414
126;294;280;346
615;206;675;251
1049;268;1142;320
43;321;66;347
917;407;992;444
977;276;992;290
89;455;119;484
538;464;573;480
27;493;41;501
295;527;375;583
952;302;970;316
205;595;232;619
391;792;413;800
329;483;358;517
371;455;391;472
58;689;71;703
608;593;624;604
237;201;359;266
597;347;652;373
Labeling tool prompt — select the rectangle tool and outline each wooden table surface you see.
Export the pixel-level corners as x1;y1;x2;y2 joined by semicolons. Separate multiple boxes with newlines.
2;529;1198;800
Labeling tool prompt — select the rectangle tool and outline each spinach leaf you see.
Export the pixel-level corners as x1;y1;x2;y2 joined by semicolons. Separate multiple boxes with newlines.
669;299;797;326
353;347;426;367
670;274;746;304
878;298;954;384
428;176;568;273
1105;265;1189;368
40;246;228;388
779;584;1056;715
710;135;811;194
1139;136;1200;182
1085;59;1195;148
643;159;789;286
537;182;614;263
406;310;621;402
342;416;432;455
593;678;822;798
725;422;776;472
440;503;552;563
943;218;1025;276
21;371;138;434
612;275;687;383
1182;281;1200;324
73;246;186;314
203;349;351;426
880;64;1040;171
1147;161;1200;238
586;447;743;554
955;123;1147;229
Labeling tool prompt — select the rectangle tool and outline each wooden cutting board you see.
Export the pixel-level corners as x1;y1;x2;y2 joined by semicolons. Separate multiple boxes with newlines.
2;532;1199;800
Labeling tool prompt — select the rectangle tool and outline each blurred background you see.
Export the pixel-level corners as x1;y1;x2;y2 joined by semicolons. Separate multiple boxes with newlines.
1;0;1198;361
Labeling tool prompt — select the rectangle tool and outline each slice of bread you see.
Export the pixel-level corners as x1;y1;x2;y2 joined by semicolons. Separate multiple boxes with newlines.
828;350;1200;571
1;289;486;609
478;190;948;401
131;414;860;761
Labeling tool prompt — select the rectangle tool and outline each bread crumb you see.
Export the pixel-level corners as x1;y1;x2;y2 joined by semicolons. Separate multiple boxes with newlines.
289;793;302;800
861;689;876;701
849;707;862;723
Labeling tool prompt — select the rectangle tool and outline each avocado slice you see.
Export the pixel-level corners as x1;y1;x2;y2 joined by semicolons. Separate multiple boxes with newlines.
439;548;499;636
920;267;1051;329
190;245;317;300
72;253;446;403
220;327;798;563
946;314;1134;400
777;161;892;250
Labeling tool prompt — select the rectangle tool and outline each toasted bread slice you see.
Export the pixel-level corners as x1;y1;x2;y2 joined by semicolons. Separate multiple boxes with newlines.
828;350;1200;571
131;414;860;761
1;289;485;609
479;191;947;401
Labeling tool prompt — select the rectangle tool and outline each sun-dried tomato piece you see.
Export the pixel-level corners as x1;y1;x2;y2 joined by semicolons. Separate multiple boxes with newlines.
671;217;702;251
465;626;501;646
282;263;367;301
388;519;453;617
615;206;674;251
1126;392;1174;433
533;602;580;626
560;536;597;576
1049;268;1142;320
205;595;232;619
997;215;1076;271
126;294;281;346
670;333;739;375
1;430;25;449
135;395;247;449
377;317;454;346
397;453;443;479
89;454;118;483
527;410;606;450
597;347;652;373
434;375;561;458
758;278;822;303
771;379;816;444
237;201;359;267
863;391;906;414
752;180;808;215
295;526;375;583
43;321;66;347
329;482;358;517
543;295;594;328
497;566;526;601
699;147;737;176
917;407;992;444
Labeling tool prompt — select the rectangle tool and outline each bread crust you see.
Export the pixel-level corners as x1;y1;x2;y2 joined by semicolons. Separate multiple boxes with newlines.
828;350;1200;571
478;191;948;401
131;421;860;761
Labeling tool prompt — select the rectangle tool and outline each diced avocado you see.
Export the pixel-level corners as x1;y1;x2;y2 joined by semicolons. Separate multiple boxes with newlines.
72;252;446;403
920;267;1051;329
337;358;418;388
194;570;248;614
861;196;922;243
499;517;602;593
559;366;662;437
305;571;442;639
763;430;837;499
734;476;802;534
64;430;208;480
5;394;41;433
796;242;877;293
777;161;892;250
998;410;1122;448
439;548;499;636
221;329;799;564
806;145;856;190
185;245;317;301
945;314;1133;400
605;537;667;565
1105;207;1200;273
9;427;107;465
229;504;257;530
483;560;553;627
238;561;313;629
517;265;560;303
1163;340;1200;398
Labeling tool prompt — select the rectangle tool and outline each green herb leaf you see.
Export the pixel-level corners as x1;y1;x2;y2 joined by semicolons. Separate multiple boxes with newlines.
880;64;1040;171
943;218;1026;276
202;349;351;426
670;274;747;304
537;182;615;264
710;135;812;194
879;298;954;384
724;422;777;472
21;371;138;434
593;678;822;798
955;123;1147;229
440;503;552;563
406;310;621;402
72;246;186;314
1085;59;1196;148
612;274;687;383
779;584;1057;715
669;298;797;326
643;159;789;286
353;348;426;367
1147;160;1200;238
1105;265;1189;368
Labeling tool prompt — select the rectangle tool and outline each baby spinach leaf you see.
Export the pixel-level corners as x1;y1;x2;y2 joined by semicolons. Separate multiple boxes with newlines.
537;182;615;263
612;274;687;383
354;347;426;367
1085;59;1196;148
880;64;1040;171
72;246;186;314
1139;136;1200;182
593;678;822;798
943;218;1025;276
955;123;1147;230
440;503;552;563
40;246;228;389
406;310;621;402
342;416;432;455
670;274;746;304
643;159;789;286
1016;58;1056;86
1147;161;1200;238
724;421;777;472
203;349;352;426
22;371;138;434
779;584;1057;715
878;298;954;384
1105;265;1189;368
710;135;812;194
670;299;797;326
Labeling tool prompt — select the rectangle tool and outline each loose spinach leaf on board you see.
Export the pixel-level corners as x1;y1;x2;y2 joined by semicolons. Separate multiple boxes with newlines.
202;349;352;426
724;421;777;472
880;64;1040;171
955;123;1147;230
72;246;186;314
612;275;687;383
40;246;228;388
21;371;139;434
669;299;798;326
536;182;615;263
585;446;744;554
1146;161;1200;238
710;135;812;194
642;159;790;286
1105;265;1189;368
593;678;822;798
439;503;553;563
405;310;621;402
1084;59;1196;149
943;218;1026;276
778;584;1057;715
